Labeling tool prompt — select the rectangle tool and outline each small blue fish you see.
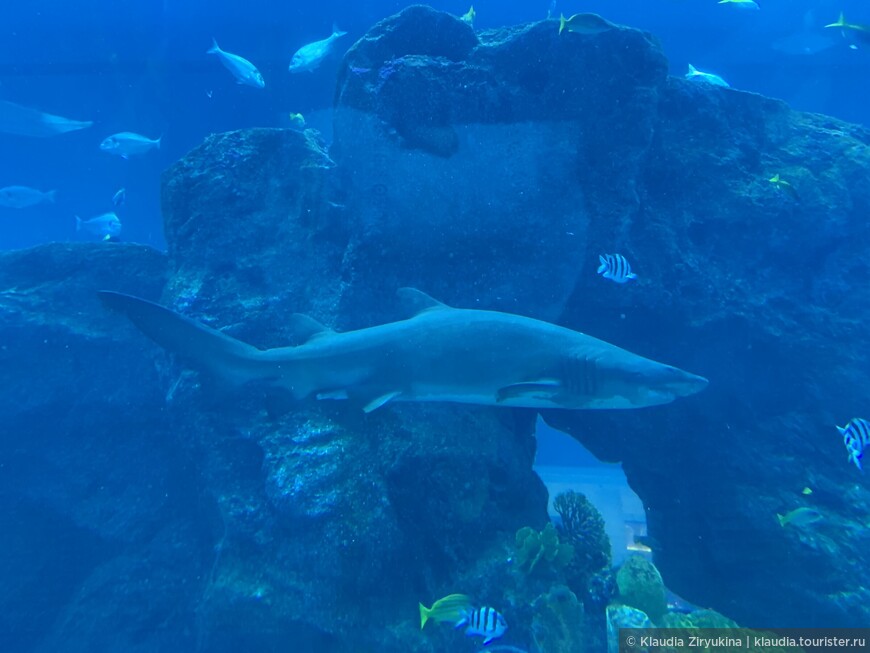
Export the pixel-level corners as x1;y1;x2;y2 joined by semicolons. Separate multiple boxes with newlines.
836;418;870;470
454;607;507;646
597;253;637;283
112;188;126;208
76;212;121;240
289;27;348;72
685;64;730;88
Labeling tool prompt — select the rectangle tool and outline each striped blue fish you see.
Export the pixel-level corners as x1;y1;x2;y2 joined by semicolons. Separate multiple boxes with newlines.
597;253;637;283
454;606;507;645
836;418;870;470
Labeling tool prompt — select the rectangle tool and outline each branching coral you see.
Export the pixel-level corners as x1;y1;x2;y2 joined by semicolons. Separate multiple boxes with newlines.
553;491;611;592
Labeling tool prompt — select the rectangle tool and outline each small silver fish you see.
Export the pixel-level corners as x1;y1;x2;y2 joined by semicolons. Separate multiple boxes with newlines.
597;253;637;283
76;212;121;239
0;185;56;208
837;418;870;470
100;132;161;159
454;607;507;646
207;39;265;88
685;64;730;88
289;28;348;72
112;188;126;208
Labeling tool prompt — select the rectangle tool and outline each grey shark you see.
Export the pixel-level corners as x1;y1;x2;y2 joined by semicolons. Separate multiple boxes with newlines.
98;288;707;412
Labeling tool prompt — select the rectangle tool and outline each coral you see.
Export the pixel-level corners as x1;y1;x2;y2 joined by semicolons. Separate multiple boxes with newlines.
616;556;667;622
553;491;611;592
531;585;585;653
606;604;653;653
515;522;575;573
586;567;617;611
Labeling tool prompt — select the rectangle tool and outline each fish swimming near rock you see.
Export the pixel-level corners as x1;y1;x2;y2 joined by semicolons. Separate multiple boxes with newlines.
100;132;161;159
455;606;507;645
420;594;472;629
685;64;730;88
0;185;56;208
77;212;121;240
207;39;265;88
558;12;615;35
289;27;348;72
837;418;870;470
98;288;708;412
597;253;637;284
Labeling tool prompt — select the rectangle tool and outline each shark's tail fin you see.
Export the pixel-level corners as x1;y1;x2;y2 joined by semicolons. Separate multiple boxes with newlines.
98;291;273;385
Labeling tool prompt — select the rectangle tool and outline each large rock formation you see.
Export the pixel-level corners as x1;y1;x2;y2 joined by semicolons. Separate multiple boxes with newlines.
2;5;870;653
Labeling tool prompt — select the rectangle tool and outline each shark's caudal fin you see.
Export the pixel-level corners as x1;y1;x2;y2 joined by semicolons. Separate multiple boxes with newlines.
97;291;272;384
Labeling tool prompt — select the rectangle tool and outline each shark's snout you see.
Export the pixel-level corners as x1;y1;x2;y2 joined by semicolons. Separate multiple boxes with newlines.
657;365;708;398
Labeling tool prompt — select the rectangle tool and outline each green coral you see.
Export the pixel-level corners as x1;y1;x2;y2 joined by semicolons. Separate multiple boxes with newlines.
515;522;575;573
531;585;585;653
553;491;611;591
616;555;668;622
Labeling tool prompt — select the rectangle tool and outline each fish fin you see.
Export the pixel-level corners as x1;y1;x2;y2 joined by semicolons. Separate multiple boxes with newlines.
156;135;162;149
483;636;495;645
496;379;562;403
776;513;785;527
559;13;567;34
288;313;334;344
597;255;608;273
362;390;401;413
688;63;697;74
46;190;57;203
97;291;278;387
207;38;220;54
75;216;82;231
837;425;847;435
627;272;638;279
396;287;450;317
419;603;429;629
332;24;348;37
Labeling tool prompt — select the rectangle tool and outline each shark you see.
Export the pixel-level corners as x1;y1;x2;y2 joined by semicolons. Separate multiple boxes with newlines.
98;288;708;412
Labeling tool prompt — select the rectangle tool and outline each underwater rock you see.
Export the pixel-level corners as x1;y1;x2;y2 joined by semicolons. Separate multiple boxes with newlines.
160;127;345;336
616;555;668;622
530;585;585;653
333;5;668;321
0;243;205;652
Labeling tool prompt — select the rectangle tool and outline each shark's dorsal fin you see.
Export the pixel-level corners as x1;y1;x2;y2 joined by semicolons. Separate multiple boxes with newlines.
288;313;334;344
396;287;450;317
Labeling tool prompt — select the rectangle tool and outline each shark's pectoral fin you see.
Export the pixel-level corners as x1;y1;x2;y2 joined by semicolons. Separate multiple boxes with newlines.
362;390;402;413
496;379;562;403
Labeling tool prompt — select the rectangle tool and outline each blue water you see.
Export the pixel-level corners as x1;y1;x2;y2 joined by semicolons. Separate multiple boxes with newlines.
0;0;868;249
4;1;870;650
